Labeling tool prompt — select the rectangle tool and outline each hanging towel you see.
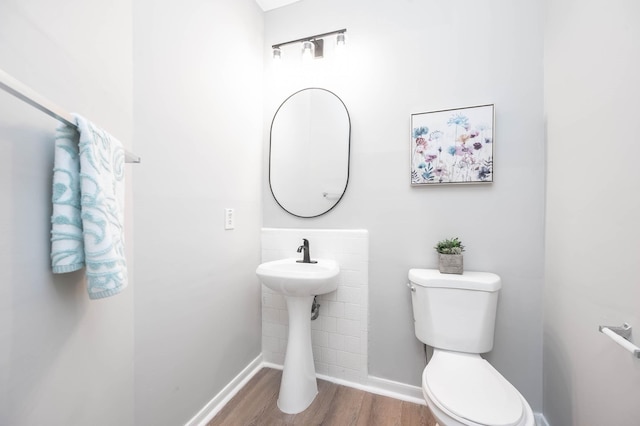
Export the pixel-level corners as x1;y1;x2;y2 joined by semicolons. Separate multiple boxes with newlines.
51;125;84;272
50;114;128;299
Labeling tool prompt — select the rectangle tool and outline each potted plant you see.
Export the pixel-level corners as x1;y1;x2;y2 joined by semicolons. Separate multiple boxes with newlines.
435;237;465;274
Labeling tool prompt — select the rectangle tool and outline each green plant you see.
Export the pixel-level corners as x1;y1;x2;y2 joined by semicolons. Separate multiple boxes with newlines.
434;237;465;255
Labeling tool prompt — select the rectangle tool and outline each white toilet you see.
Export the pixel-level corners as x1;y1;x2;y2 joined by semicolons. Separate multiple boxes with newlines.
408;269;535;426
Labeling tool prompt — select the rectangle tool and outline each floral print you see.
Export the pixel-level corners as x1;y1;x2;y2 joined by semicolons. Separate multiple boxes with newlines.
411;105;494;184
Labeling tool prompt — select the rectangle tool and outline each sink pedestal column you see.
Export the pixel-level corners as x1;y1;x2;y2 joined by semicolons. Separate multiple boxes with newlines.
278;295;317;414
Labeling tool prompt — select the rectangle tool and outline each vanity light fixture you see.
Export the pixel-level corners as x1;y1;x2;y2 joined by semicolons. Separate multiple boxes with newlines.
272;28;347;61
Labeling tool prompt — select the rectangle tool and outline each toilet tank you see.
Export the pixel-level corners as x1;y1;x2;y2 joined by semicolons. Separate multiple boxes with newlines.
409;269;501;354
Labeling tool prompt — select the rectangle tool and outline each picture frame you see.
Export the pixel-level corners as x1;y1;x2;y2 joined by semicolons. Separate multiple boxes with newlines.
410;104;494;185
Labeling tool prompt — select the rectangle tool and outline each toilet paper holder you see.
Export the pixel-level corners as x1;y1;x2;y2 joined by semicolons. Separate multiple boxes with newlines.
599;323;640;359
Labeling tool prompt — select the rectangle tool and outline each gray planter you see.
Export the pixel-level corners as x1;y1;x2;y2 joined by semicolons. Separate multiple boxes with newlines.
438;254;463;274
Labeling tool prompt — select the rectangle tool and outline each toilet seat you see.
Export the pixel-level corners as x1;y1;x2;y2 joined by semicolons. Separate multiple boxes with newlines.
423;350;525;426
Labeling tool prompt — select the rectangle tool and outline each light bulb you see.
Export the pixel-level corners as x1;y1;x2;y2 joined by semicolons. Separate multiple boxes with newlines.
335;33;347;58
272;47;282;60
301;41;314;62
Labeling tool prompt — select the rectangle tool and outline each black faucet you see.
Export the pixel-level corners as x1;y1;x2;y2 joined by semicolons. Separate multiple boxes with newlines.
296;238;317;264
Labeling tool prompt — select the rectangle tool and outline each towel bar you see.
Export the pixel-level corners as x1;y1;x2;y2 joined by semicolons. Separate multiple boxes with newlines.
0;68;141;163
599;323;640;359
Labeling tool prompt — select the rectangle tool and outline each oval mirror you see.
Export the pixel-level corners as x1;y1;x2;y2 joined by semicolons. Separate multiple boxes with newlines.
269;88;351;218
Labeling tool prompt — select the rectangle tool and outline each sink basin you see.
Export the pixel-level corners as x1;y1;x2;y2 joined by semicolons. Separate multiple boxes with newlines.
256;258;339;296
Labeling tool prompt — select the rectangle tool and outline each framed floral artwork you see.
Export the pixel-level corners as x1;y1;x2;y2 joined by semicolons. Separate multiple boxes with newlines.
410;104;494;185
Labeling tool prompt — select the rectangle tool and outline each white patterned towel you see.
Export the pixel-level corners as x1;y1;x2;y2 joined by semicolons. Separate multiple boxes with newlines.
51;114;128;299
51;125;84;272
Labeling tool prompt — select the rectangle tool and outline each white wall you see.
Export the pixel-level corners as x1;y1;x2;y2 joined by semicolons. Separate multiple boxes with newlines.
263;0;545;410
0;0;134;424
544;1;640;425
132;0;265;424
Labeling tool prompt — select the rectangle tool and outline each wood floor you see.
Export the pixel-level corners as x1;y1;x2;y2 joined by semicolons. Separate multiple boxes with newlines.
208;368;437;426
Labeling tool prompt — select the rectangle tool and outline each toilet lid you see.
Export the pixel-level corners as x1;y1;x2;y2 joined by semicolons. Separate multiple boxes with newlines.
424;351;523;426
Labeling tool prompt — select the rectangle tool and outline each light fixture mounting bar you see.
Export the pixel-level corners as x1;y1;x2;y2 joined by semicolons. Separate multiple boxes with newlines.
272;28;347;49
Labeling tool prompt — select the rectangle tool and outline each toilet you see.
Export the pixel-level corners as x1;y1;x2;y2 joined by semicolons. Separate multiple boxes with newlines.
408;269;534;426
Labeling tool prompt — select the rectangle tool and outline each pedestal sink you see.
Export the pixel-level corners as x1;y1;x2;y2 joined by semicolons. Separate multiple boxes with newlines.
256;258;339;414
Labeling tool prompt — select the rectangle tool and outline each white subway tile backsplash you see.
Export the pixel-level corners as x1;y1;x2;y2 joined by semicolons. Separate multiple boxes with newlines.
328;364;361;382
341;269;366;287
344;368;363;383
311;317;322;330
261;248;282;262
279;310;289;325
344;303;360;321
360;308;368;331
312;345;322;362
360;332;368;354
328;364;346;379
263;290;286;310
319;290;337;302
338;238;365;255
337;318;360;337
322;316;337;333
271;351;285;366
262;349;274;361
328;301;345;317
337;254;366;271
345;336;360;354
329;332;346;351
337;287;361;304
278;338;288;353
263;322;286;339
261;228;369;384
336;350;360;370
322;347;337;364
311;330;329;348
262;307;280;323
263;335;280;353
315;362;329;376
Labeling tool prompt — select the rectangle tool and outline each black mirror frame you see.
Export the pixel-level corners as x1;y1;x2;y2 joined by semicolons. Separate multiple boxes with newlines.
268;87;351;218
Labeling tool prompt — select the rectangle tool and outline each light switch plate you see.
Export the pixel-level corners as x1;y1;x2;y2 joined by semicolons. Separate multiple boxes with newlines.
224;208;234;230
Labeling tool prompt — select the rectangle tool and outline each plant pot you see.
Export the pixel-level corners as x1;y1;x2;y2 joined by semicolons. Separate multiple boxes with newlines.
438;254;463;274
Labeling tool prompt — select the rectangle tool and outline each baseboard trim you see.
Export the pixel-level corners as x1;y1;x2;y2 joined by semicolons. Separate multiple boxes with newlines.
261;361;283;371
535;412;550;426
364;375;425;405
184;354;263;426
192;358;559;425
188;357;551;426
314;373;425;406
263;362;425;406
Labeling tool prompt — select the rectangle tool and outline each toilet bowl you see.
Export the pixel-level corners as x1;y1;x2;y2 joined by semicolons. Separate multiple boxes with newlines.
408;269;535;426
421;349;534;426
